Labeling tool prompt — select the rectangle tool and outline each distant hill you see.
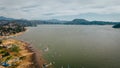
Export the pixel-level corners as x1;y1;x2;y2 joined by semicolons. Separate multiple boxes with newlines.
45;19;62;23
64;19;119;25
112;23;120;28
73;19;89;23
0;16;119;27
44;19;68;23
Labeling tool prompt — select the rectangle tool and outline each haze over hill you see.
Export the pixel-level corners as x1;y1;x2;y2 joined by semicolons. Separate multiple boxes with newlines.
0;16;119;27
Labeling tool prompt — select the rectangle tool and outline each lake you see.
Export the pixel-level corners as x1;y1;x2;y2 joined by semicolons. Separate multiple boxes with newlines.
15;25;120;68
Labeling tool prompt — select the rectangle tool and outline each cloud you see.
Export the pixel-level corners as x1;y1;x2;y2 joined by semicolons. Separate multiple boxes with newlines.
0;7;6;10
43;13;55;16
0;0;120;21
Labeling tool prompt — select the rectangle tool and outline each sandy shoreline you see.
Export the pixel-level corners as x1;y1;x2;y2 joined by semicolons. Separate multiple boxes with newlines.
20;40;46;68
0;39;46;68
0;29;49;68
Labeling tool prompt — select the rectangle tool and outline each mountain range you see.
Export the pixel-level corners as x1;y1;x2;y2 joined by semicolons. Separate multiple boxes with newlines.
0;16;120;27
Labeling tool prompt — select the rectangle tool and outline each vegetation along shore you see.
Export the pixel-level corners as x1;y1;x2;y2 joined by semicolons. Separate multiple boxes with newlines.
0;22;52;68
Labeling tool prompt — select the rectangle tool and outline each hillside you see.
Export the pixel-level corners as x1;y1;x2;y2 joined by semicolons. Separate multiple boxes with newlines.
0;22;26;36
64;19;119;25
0;39;45;68
0;16;119;26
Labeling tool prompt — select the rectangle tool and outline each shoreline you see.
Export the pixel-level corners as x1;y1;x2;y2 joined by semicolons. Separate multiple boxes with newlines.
0;39;46;68
0;29;49;68
20;40;46;68
0;28;28;39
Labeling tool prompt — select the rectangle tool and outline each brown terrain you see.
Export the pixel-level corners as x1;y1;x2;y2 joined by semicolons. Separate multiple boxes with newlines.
0;39;46;68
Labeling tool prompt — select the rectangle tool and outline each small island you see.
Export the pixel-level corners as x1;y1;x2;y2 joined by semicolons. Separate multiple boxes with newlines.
112;23;120;28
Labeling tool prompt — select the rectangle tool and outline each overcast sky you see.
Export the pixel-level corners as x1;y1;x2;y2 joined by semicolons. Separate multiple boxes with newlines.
0;0;120;21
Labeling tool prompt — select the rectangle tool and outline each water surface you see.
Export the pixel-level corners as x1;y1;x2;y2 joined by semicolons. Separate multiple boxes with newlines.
16;25;120;68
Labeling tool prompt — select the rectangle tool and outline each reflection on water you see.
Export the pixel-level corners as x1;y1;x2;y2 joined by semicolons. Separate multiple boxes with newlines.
16;25;120;68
